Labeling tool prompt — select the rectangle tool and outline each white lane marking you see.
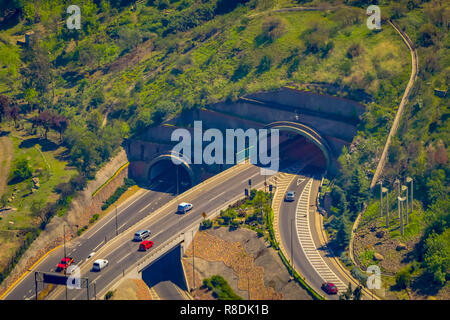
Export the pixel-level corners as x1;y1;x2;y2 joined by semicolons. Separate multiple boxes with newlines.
116;251;135;264
93;242;103;252
87;190;150;240
295;178;346;292
138;186;174;213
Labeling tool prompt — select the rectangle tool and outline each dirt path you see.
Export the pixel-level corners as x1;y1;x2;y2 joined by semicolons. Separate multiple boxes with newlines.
369;20;419;189
350;20;419;267
0;135;13;199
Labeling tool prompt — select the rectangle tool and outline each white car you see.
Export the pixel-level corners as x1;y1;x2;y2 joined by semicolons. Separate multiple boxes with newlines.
285;191;295;202
92;259;108;271
177;202;193;214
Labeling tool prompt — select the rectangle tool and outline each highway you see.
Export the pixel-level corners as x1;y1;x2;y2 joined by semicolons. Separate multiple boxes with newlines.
3;180;176;300
278;173;368;299
5;162;267;300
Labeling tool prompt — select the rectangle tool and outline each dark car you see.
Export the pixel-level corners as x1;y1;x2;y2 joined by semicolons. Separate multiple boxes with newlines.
321;282;338;295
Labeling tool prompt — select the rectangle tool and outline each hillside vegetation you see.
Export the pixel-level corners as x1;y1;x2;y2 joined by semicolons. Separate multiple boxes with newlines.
0;0;447;299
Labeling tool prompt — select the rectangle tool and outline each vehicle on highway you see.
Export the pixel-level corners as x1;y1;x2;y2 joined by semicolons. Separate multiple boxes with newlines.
139;240;154;251
87;252;95;259
321;282;338;295
285;191;295;202
133;229;151;241
92;259;109;271
177;202;193;214
56;257;74;272
66;264;78;275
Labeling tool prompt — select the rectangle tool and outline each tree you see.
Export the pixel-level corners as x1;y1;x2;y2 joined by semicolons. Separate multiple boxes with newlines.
13;158;32;181
31;110;54;139
0;94;11;123
335;215;351;251
423;229;450;285
417;24;438;47
20;33;52;96
9;105;20;127
339;282;353;300
51;115;69;141
353;285;362;300
395;267;412;289
30;199;47;224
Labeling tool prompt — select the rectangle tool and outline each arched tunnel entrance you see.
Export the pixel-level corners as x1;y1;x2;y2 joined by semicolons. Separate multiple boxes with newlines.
266;122;330;175
147;154;194;194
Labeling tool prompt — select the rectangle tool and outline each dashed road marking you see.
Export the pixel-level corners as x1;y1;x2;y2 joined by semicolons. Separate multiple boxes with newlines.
295;179;346;292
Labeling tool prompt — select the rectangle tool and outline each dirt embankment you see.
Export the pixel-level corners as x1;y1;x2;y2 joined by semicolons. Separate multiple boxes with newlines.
0;136;13;198
182;227;312;300
0;148;129;295
111;278;153;300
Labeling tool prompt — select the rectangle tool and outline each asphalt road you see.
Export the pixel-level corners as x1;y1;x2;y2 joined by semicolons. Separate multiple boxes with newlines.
57;164;266;300
4;180;176;300
5;163;267;300
279;173;343;300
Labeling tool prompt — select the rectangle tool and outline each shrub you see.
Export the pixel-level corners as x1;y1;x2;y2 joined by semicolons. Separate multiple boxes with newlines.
231;60;252;82
200;219;212;230
395;268;411;289
105;290;115;300
260;16;285;43
203;275;242;300
346;43;363;59
12;158;32;181
351;266;368;285
256;55;271;74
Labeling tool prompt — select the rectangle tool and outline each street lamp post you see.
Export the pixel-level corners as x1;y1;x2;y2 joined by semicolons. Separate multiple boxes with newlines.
290;218;294;279
398;196;406;236
394;179;400;219
406;177;413;214
382;187;388;227
401;185;408;225
378;181;383;218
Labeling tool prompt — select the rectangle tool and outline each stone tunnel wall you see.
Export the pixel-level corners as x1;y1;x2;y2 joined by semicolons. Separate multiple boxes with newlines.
127;88;364;183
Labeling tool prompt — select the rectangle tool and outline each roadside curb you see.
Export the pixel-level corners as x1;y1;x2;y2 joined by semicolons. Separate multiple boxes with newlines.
0;245;62;300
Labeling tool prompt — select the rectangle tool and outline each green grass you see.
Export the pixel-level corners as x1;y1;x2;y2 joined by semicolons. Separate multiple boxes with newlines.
203;275;243;300
0;129;77;241
359;249;376;267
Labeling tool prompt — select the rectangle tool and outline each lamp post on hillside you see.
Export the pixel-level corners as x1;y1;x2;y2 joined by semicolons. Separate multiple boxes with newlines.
382;187;388;227
394;179;400;218
406;176;413;214
401;185;408;225
378;181;383;218
398;196;406;237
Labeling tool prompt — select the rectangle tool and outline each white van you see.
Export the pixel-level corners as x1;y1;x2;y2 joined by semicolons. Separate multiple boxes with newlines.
133;229;151;241
177;202;193;214
92;259;108;271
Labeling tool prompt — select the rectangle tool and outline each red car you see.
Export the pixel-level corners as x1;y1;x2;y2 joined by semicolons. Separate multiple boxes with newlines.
321;282;338;295
139;240;154;251
56;257;74;272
